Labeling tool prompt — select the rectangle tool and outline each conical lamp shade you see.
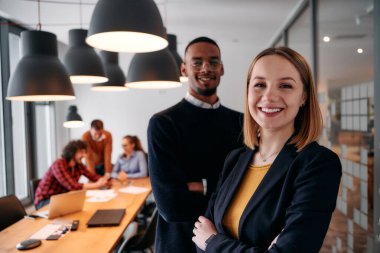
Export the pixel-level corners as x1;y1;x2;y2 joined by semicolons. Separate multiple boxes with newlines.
6;30;75;101
63;29;108;84
92;51;128;91
86;0;168;53
63;105;84;128
126;48;182;89
168;34;188;83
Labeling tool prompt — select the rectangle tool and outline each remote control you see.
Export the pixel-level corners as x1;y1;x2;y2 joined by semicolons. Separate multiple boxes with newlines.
71;220;80;231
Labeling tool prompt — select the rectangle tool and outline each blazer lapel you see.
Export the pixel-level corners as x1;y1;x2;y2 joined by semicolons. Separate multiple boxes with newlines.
215;148;254;231
238;144;298;233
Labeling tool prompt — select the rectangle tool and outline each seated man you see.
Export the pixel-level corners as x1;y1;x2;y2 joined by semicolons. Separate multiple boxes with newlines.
34;140;110;210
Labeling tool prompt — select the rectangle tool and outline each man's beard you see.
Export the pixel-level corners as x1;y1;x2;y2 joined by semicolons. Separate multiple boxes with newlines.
196;87;217;97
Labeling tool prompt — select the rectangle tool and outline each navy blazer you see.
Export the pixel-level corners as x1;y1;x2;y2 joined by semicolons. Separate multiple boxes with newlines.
198;142;342;253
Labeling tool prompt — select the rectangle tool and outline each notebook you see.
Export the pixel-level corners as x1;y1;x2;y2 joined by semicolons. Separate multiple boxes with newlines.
86;209;126;227
37;190;86;219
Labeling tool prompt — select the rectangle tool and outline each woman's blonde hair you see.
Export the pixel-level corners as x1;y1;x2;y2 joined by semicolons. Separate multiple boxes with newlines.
243;47;323;151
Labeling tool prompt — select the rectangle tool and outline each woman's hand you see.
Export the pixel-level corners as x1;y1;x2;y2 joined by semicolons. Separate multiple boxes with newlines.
118;171;128;183
192;216;217;251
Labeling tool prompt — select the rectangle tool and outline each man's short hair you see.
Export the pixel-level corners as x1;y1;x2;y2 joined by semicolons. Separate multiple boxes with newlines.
91;119;104;130
61;140;87;161
184;36;220;55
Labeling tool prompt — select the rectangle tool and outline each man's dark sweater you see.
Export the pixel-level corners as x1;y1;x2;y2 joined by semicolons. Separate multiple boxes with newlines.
148;99;243;253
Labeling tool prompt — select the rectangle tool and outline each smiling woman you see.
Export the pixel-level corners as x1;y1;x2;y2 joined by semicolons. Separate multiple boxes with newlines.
192;47;342;253
248;54;306;142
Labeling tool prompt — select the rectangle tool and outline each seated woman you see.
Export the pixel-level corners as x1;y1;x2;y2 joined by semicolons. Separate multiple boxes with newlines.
111;135;148;180
34;140;110;210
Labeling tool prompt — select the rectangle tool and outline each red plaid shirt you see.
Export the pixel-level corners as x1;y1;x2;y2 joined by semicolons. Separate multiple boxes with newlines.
34;158;100;206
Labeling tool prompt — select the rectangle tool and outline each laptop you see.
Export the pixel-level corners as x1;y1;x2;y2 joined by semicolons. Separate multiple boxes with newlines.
37;190;86;219
86;209;126;227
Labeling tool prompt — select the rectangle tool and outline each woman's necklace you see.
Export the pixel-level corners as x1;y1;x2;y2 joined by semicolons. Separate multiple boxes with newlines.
258;149;280;162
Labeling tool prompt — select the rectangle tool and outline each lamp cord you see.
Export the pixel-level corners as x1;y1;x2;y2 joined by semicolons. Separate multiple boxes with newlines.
164;1;167;27
79;0;83;29
36;0;41;30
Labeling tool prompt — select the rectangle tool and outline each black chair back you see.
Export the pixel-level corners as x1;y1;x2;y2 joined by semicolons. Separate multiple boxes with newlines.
29;178;41;207
0;195;26;231
117;208;158;253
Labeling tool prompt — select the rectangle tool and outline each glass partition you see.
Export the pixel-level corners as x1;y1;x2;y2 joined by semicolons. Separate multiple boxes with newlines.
0;44;6;197
288;5;312;64
318;0;374;252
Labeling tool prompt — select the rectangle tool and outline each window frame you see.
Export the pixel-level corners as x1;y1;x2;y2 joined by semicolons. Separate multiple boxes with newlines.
0;17;36;205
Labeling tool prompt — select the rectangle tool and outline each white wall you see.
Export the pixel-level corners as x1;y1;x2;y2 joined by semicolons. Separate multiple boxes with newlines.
55;40;257;164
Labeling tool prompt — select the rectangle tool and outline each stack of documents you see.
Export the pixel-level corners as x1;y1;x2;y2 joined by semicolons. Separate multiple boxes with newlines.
118;186;149;194
86;189;117;202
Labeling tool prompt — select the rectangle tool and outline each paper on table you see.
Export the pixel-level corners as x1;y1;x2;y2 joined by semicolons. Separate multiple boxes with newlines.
86;189;115;197
86;189;117;202
119;186;149;194
86;192;117;202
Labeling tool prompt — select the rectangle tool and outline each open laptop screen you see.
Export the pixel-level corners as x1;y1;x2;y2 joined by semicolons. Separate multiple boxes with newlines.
37;190;86;219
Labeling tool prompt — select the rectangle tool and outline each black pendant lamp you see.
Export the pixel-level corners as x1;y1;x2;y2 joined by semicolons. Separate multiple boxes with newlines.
63;105;84;128
168;34;188;83
126;48;181;89
6;30;75;101
86;0;168;53
92;51;128;91
63;29;108;84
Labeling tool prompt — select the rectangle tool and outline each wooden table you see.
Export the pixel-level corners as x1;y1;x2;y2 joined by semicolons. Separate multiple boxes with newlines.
0;177;151;253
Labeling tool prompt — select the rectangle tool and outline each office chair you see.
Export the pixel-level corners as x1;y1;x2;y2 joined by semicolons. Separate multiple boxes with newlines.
29;178;41;208
117;208;158;253
0;194;27;231
136;201;156;229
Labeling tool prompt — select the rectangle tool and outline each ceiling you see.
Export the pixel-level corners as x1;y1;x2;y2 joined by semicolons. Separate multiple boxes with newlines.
0;0;374;92
0;0;300;53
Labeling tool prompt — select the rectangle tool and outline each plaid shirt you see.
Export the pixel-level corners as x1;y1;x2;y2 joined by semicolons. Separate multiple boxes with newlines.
34;158;100;206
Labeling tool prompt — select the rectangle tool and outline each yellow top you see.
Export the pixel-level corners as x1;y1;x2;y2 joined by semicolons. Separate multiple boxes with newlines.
222;163;270;239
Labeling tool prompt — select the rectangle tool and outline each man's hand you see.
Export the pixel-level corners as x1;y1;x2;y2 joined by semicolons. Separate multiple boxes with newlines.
96;177;108;188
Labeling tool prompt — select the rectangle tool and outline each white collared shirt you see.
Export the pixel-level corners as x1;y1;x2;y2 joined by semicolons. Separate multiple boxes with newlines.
185;92;220;109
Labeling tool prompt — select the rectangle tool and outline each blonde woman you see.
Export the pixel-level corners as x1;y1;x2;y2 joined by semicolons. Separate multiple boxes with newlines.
193;47;342;253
